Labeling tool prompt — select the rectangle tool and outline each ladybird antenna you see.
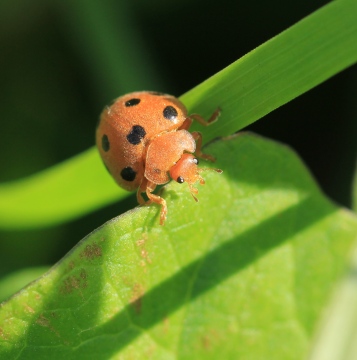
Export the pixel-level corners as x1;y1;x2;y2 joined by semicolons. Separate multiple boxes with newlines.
188;184;199;202
198;167;223;175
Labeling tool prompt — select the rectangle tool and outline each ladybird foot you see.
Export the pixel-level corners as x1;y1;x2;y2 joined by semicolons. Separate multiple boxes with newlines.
159;205;167;225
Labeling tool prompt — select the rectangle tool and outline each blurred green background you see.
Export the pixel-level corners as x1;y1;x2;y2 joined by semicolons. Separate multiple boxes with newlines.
0;0;356;279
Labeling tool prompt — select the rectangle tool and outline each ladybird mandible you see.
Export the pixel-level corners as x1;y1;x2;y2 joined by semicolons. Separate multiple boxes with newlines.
96;91;222;225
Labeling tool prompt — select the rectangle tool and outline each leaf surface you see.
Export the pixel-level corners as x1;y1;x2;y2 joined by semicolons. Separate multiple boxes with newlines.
1;134;356;359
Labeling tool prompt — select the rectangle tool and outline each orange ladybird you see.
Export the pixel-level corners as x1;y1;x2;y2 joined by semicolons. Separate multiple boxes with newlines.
96;91;221;225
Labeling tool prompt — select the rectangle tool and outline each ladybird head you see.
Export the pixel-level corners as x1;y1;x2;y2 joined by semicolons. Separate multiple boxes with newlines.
170;153;223;201
169;153;205;201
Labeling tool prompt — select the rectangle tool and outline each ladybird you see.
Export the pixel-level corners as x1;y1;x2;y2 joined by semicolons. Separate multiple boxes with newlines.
96;91;221;225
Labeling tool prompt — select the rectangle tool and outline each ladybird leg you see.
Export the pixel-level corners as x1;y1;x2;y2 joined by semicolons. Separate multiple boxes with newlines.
179;108;221;131
146;180;167;225
189;107;221;126
137;178;148;205
191;131;216;162
179;117;193;131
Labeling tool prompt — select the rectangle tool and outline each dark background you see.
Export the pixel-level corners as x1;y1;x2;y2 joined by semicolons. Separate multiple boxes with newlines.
0;0;356;276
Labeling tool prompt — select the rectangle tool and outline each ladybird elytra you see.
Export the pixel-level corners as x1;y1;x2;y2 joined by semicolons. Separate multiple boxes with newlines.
96;91;221;225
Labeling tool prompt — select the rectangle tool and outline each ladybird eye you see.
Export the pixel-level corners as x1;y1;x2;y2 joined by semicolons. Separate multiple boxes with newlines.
193;157;199;165
177;176;185;183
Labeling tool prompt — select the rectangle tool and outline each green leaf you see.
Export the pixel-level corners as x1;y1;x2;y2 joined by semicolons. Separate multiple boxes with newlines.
0;267;49;303
182;0;357;142
1;134;356;359
0;0;357;229
308;245;357;360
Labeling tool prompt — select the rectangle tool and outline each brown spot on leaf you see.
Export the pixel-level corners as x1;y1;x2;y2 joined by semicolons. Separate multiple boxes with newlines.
201;329;220;351
144;343;157;358
80;243;102;260
60;268;88;296
80;268;87;280
0;328;8;340
24;303;35;314
163;317;170;334
121;276;130;286
201;335;211;350
36;314;50;327
130;283;144;314
36;314;62;340
136;234;152;265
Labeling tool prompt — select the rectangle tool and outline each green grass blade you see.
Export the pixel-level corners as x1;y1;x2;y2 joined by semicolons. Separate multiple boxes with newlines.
1;134;356;359
182;0;357;141
0;149;123;229
1;0;356;229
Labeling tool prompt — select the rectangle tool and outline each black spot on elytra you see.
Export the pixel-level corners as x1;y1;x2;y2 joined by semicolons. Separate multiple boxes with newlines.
163;106;178;121
125;98;141;107
121;167;136;182
127;125;146;145
102;134;110;152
